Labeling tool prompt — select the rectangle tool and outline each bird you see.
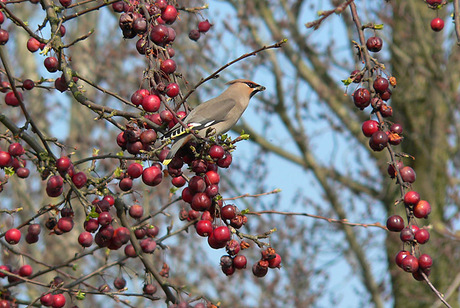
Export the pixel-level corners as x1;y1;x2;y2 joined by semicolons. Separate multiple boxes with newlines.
161;79;266;165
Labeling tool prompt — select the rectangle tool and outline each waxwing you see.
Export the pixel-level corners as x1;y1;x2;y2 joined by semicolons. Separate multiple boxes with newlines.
161;79;266;165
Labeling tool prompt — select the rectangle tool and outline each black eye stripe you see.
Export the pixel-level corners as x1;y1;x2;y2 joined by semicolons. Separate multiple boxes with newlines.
245;82;258;88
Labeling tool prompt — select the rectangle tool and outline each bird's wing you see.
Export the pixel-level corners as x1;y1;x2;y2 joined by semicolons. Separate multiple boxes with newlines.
161;97;237;141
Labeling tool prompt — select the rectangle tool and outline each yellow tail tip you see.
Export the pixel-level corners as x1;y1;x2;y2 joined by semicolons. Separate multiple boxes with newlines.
162;159;172;166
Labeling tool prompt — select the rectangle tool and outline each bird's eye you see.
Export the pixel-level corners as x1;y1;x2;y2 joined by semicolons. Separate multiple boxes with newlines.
246;82;258;88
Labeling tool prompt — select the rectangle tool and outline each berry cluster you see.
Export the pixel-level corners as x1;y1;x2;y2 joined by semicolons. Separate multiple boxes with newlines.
349;28;433;282
0;0;278;306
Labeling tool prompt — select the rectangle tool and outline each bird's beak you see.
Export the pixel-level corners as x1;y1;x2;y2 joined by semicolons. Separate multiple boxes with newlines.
251;85;266;98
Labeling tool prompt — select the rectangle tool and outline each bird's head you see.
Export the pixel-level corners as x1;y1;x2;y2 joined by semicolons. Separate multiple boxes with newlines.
226;79;266;98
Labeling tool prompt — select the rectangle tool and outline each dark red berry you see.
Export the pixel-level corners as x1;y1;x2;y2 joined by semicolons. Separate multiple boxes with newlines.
418;254;433;270
373;76;389;93
400;227;414;242
78;231;93;247
44;56;59;73
350;70;363;83
19;264;33;277
401;255;419;273
353;88;371;109
366;36;383;52
188;29;200;41
369;131;388;151
386;215;404;232
400;166;416;183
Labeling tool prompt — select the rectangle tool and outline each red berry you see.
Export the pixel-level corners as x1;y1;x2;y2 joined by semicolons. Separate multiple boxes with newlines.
127;163;143;178
209;145;225;159
23;79;35;90
361;120;379;137
0;151;12;167
369;131;388;151
390;123;403;134
40;293;54;306
140;238;156;253
252;261;269;277
403;191;420;206
142;166;163;186
150;25;169;45
78;231;93;247
142;94;161;112
143;284;157;295
129;204;144;219
399;227;414;242
5;228;21;244
213;226;231;244
401;255;419;273
221;205;237;220
18;264;33;277
124;244;137;258
28;224;41;236
204;170;220;185
5;91;23;107
353;88;371;109
160;59;176;74
373;76;389;93
198;20;212;32
114;277;126;290
59;0;72;7
172;176;186;187
44;56;59;73
427;0;442;4
386;215;404;232
57;217;74;232
413;200;431;218
51;294;66;308
268;253;282;268
400;166;416;183
119;177;133;191
98;212;112;226
191;192;212;211
350;70;363;83
189;29;200;41
418;254;433;270
415;229;430;244
72;172;87;188
161;5;177;24
387;161;403;179
189;176;206;193
430;18;444;32
84;218;99;232
0;29;9;45
195;220;213;237
8;143;24;156
217;152;232;168
27;37;41;53
366;36;383;52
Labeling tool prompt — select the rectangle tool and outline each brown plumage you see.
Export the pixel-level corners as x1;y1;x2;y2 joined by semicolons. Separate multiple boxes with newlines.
162;79;266;165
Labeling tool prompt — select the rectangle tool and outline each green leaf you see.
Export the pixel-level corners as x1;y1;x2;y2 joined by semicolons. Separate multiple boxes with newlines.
76;291;86;300
342;78;353;86
241;208;250;215
4;167;14;177
374;24;384;30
